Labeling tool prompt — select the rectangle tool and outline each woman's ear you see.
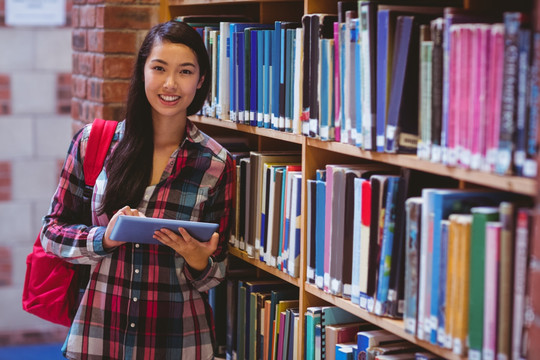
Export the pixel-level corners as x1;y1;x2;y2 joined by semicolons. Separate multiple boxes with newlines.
197;74;205;89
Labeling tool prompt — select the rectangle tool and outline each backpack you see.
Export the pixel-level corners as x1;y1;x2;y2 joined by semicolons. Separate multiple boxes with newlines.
22;118;117;327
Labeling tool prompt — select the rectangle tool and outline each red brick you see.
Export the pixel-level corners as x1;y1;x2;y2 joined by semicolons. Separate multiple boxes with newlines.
57;73;72;115
87;78;129;103
71;5;80;28
0;162;11;202
96;5;158;30
72;75;87;98
79;5;96;28
72;29;87;51
95;54;134;79
527;321;540;357
78;53;94;76
71;98;81;121
0;247;12;286
530;266;540;314
72;0;87;5
65;0;73;26
88;29;137;54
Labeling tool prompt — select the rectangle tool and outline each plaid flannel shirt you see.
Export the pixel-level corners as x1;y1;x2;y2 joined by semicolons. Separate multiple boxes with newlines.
41;120;234;360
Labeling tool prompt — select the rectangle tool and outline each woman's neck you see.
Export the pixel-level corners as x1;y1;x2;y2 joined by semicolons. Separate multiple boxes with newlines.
152;116;186;149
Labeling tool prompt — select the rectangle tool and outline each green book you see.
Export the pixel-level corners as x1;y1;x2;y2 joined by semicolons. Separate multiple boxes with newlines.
468;206;499;359
305;306;322;360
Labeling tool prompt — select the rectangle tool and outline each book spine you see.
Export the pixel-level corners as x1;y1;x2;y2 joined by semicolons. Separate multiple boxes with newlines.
404;197;422;335
482;222;501;360
430;18;444;163
418;25;433;161
334;21;342;143
496;12;526;175
524;32;540;178
376;9;390;153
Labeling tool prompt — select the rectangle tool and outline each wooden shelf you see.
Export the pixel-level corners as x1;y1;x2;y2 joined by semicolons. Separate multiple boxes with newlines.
305;284;466;360
191;116;538;196
229;246;300;287
168;0;302;5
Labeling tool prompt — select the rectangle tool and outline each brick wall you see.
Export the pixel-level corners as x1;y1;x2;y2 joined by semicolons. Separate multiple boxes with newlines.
71;1;160;131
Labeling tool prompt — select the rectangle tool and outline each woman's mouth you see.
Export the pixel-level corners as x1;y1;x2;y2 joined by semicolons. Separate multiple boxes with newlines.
159;95;180;103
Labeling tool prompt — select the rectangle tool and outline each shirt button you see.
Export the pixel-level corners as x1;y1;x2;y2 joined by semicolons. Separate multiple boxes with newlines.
130;323;136;328
135;243;140;248
135;269;140;274
133;297;138;302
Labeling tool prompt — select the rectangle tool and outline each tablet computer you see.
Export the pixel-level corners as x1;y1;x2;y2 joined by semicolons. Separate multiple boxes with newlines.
109;216;219;244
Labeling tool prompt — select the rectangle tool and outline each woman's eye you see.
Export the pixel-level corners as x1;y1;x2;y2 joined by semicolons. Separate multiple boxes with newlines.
180;69;193;75
153;66;165;71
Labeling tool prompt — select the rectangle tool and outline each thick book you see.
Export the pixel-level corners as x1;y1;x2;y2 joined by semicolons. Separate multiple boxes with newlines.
497;12;530;175
307;14;338;138
385;14;436;153
403;197;422;335
305;306;323;360
265;166;285;266
524;32;540;178
286;172;302;278
468;206;500;359
511;208;532;360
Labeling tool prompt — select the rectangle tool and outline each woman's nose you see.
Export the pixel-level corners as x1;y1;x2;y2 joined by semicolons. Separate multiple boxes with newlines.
164;75;177;90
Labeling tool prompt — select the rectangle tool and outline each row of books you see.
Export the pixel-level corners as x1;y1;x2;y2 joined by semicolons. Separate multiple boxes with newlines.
186;1;537;178
229;150;304;278
220;272;444;360
304;161;533;359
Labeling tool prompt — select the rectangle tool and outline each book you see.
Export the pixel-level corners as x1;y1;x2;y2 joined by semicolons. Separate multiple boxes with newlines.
272;299;299;360
468;206;500;359
512;208;532;360
356;329;402;359
307;179;318;284
325;323;366;360
496;202;517;360
430;17;445;163
319;37;335;141
482;221;502;360
418;24;433;160
320;306;361;359
315;170;327;289
287;172;302;278
279;166;302;272
497;12;530;175
306;14;338;138
267;288;298;360
305;306;323;360
385;14;433;153
351;177;367;305
374;175;401;316
404;197;423;335
524;32;540;178
448;214;473;356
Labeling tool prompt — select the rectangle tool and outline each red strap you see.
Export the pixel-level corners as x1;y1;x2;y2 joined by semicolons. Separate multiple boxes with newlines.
83;118;117;187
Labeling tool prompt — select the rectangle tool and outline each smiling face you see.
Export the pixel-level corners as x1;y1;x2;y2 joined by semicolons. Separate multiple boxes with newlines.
144;40;205;124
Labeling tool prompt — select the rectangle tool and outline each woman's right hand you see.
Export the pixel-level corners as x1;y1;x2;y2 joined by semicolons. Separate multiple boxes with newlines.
103;206;145;250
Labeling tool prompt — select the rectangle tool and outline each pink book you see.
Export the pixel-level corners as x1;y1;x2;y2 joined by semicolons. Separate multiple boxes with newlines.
457;25;472;169
470;25;490;170
484;24;505;173
483;222;501;360
447;25;460;167
277;311;287;360
324;164;335;292
334;22;341;142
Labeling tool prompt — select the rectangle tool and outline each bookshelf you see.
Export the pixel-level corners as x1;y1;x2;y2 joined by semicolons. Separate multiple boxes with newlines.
160;1;539;359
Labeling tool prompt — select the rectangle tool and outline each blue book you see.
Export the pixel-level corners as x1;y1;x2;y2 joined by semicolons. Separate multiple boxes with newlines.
229;23;259;122
376;9;391;152
263;30;273;128
257;30;265;127
374;175;401;316
315;170;327;289
305;307;322;360
284;28;295;132
248;28;258;126
437;219;450;347
514;28;532;176
319;38;334;141
272;21;283;130
236;31;245;124
354;17;363;147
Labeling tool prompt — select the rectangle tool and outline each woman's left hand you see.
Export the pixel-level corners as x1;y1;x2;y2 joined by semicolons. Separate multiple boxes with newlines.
153;227;219;271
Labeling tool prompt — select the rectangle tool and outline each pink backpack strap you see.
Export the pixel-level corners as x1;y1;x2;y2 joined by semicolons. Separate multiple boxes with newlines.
83;118;117;187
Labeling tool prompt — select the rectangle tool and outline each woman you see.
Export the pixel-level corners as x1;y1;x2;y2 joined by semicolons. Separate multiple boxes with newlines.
41;21;234;359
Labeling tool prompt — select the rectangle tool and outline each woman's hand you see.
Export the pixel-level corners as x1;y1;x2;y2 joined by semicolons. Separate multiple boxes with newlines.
153;227;219;271
103;206;145;250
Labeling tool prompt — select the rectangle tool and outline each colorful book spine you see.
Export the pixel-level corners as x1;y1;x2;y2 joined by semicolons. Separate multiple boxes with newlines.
482;221;501;360
404;197;422;335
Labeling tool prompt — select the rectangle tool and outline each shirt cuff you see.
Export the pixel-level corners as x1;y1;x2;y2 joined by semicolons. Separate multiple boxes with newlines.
91;226;109;255
185;257;213;280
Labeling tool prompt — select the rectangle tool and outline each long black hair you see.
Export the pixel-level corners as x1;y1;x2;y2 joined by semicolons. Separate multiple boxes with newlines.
99;21;211;216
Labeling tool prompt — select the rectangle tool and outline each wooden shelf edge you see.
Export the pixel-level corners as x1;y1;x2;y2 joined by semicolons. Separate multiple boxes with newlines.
191;116;536;196
304;283;466;360
228;245;300;287
192;116;304;144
